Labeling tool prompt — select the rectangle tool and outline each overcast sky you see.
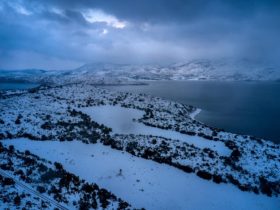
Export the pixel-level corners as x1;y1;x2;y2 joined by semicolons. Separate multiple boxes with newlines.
0;0;279;69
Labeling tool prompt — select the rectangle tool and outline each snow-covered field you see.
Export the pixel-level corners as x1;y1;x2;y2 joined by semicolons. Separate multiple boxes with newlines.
81;105;230;156
2;138;279;210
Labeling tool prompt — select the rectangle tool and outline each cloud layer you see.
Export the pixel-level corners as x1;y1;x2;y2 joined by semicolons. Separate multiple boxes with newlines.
0;0;280;69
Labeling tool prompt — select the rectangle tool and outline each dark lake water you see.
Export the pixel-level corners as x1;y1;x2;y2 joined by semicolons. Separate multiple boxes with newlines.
105;81;280;144
0;82;39;90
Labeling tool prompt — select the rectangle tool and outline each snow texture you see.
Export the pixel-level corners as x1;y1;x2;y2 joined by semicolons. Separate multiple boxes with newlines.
3;138;279;210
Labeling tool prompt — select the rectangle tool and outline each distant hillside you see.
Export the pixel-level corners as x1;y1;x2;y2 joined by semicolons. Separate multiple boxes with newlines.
1;59;280;85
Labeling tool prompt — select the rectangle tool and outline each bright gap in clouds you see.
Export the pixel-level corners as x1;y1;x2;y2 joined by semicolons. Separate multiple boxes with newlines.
10;2;31;15
82;9;127;29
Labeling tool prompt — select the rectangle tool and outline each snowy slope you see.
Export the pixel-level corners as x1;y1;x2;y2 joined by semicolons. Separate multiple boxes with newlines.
3;139;279;210
57;59;280;83
0;83;279;209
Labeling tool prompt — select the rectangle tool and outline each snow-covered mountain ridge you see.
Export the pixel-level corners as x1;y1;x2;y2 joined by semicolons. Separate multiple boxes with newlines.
1;59;280;85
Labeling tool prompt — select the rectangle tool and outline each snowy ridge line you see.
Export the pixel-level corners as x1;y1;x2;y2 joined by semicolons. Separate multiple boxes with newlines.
0;169;69;210
1;59;280;85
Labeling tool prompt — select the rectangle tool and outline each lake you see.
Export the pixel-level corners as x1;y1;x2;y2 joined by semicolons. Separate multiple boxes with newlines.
104;81;280;144
0;82;39;90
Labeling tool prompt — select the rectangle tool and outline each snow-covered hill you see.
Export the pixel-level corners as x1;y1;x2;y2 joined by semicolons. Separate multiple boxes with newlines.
1;83;279;209
1;59;280;85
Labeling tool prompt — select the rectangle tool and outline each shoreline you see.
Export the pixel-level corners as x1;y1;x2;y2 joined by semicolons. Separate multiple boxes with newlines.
189;108;202;120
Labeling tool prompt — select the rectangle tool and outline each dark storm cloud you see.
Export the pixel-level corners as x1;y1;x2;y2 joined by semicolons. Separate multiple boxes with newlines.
27;0;280;22
0;0;279;69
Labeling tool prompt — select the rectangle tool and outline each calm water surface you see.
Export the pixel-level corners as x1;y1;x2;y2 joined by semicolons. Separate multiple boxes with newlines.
0;82;39;90
105;81;280;144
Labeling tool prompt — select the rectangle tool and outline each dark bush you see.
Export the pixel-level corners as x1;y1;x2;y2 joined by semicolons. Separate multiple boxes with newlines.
14;169;24;176
126;141;138;154
197;133;205;138
14;195;21;206
28;88;37;93
6;132;13;139
118;201;130;209
230;149;241;161
21;133;38;140
79;200;91;210
41;135;48;140
103;138;112;146
0;164;13;171
186;131;196;136
59;173;74;189
225;140;237;150
37;186;46;193
41;169;61;182
110;139;123;150
2;177;15;186
203;135;214;140
15;118;21;124
54;162;63;171
82;183;97;193
151;139;157;144
142;149;157;159
238;184;250;192
24;150;31;156
98;189;112;209
41;122;52;130
213;174;223;184
227;174;240;186
49;185;61;195
208;152;215;159
0;142;3;148
173;163;193;173
253;187;259;194
197;170;212;180
212;131;218;136
38;163;48;172
259;177;273;196
23;157;36;166
8;145;14;152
